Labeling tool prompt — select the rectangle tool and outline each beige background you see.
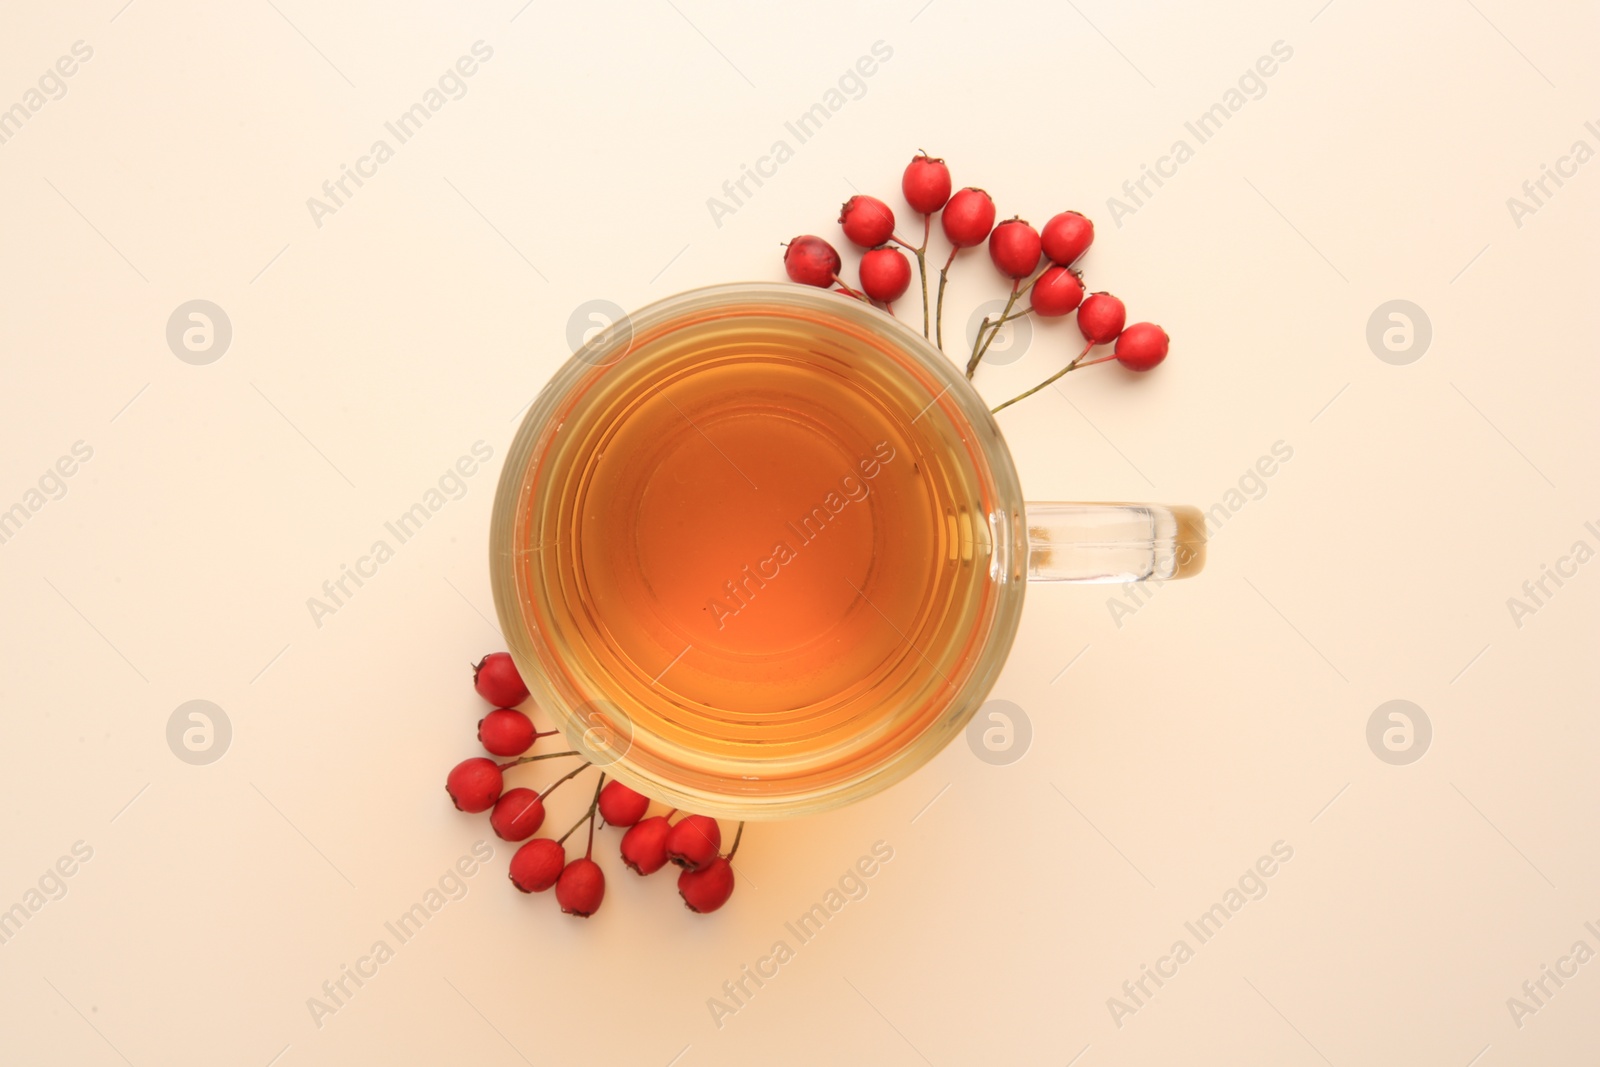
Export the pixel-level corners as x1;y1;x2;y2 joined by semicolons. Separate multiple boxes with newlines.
2;1;1597;1064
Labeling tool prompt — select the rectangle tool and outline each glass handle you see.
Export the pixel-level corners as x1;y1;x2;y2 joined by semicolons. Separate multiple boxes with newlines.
1024;503;1206;584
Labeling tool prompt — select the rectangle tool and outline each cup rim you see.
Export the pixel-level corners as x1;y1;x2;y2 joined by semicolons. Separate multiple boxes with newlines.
489;281;1029;819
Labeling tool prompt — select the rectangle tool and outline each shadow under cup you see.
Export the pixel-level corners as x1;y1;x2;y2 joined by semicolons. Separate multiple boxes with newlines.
490;283;1029;820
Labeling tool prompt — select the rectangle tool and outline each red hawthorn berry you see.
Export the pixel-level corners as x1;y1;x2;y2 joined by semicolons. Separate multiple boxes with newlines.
477;708;536;757
678;857;736;914
902;151;952;214
1029;266;1085;317
859;247;912;303
597;781;650;828
1077;292;1127;346
489;787;546;841
784;236;842;288
445;757;503;813
1041;210;1094;266
556;857;605;917
620;816;673;875
509;838;564;893
1114;323;1170;371
839;195;896;248
473;653;529;708
666;815;722;872
941;188;996;248
988;217;1042;279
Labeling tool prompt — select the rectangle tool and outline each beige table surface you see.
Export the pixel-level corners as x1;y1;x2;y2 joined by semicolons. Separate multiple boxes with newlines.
2;2;1597;1064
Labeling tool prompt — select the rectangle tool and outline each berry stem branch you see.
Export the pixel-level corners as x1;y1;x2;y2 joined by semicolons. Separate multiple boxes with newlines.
497;750;581;771
967;267;1049;378
935;247;958;352
726;821;745;859
967;280;1023;379
832;276;868;301
971;306;1036;362
990;340;1096;414
584;773;605;859
966;307;1030;361
537;761;593;801
557;773;607;847
915;214;931;338
1073;352;1120;368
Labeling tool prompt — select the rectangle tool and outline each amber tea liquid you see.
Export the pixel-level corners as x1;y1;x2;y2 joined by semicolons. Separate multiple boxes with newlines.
516;303;1006;798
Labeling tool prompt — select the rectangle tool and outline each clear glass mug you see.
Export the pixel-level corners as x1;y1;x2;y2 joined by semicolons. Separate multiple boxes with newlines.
489;283;1204;819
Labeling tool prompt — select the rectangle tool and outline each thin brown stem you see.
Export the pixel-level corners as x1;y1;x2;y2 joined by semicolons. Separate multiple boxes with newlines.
980;269;1045;332
557;773;607;847
726;821;745;859
497;750;581;771
971;305;1039;359
967;280;1021;379
560;812;592;844
832;275;867;301
964;265;1050;376
537;761;592;801
1074;352;1120;368
989;340;1097;415
912;246;929;337
585;774;605;858
935;247;958;351
916;215;931;338
556;812;588;846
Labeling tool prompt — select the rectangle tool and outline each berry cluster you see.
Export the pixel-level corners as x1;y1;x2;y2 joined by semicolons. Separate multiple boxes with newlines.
444;652;743;918
782;152;1169;413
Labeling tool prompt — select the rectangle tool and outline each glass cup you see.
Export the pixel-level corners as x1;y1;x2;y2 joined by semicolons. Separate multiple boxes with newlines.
489;282;1204;819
